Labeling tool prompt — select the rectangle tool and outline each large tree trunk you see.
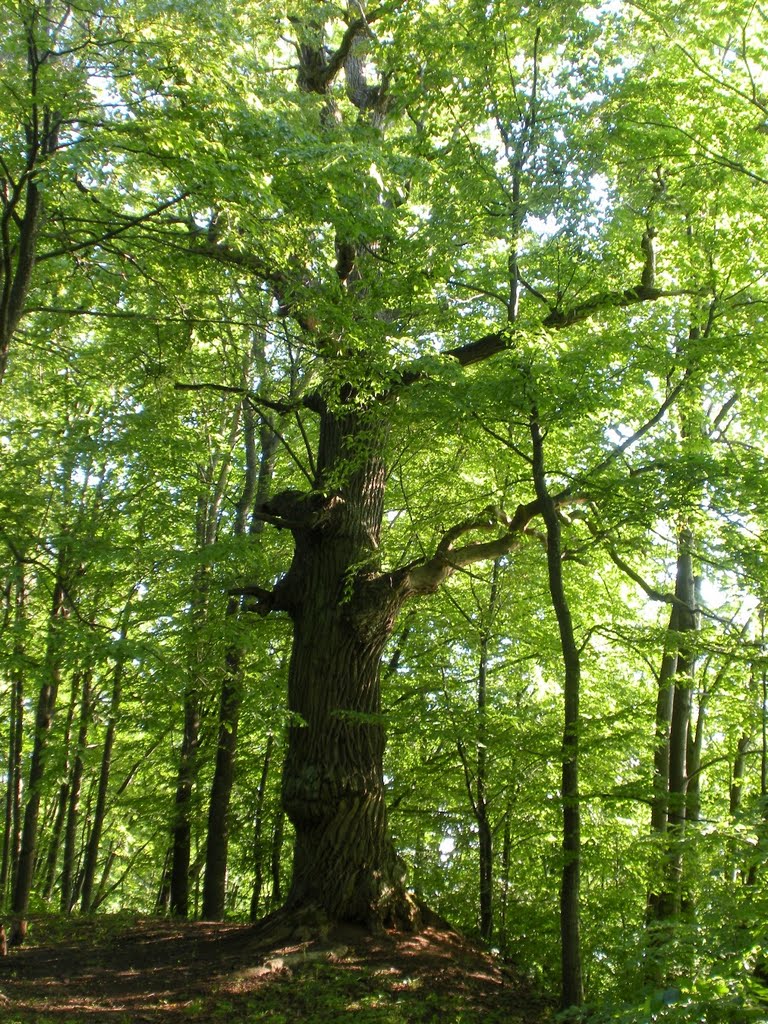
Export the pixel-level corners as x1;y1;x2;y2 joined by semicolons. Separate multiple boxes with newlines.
267;408;415;929
283;603;402;924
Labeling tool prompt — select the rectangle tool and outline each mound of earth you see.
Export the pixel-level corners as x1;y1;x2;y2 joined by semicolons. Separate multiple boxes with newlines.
0;914;554;1023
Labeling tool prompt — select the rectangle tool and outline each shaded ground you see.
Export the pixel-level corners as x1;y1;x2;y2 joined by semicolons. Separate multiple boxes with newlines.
0;914;554;1023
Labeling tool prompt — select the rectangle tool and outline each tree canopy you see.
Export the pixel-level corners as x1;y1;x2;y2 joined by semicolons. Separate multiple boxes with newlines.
3;0;768;1018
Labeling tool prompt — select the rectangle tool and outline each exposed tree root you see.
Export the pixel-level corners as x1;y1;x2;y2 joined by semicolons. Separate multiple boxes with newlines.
248;895;452;951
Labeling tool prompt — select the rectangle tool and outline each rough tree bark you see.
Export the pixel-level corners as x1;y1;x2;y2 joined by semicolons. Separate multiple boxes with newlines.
246;388;545;931
265;408;415;927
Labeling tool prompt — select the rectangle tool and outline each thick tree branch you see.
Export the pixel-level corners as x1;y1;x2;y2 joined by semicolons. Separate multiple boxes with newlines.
324;10;379;86
291;4;389;93
400;497;542;596
400;277;696;389
186;231;319;335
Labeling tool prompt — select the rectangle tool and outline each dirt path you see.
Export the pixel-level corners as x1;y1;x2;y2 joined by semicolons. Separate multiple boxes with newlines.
0;915;553;1023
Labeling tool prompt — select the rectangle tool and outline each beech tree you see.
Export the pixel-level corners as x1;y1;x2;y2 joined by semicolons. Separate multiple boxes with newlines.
3;0;768;1016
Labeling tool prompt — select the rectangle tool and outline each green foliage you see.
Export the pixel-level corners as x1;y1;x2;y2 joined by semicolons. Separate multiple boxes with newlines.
2;0;768;1017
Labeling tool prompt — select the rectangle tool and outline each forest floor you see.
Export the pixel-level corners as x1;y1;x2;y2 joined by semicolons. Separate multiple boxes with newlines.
0;913;555;1023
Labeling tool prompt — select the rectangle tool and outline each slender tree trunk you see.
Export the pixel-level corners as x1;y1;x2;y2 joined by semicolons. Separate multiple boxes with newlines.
249;733;275;922
686;692;705;826
731;734;752;818
499;801;512;956
747;615;768;886
1;562;26;907
90;845;116;911
156;846;172;914
664;531;696;916
0;175;40;385
41;675;79;900
200;630;240;920
169;684;200;917
61;668;92;911
202;403;278;919
170;487;219;918
270;806;284;910
650;606;679;839
0;6;62;385
80;610;129;913
10;555;67;943
646;531;697;925
530;416;583;1010
172;404;240;916
476;633;493;944
476;560;499;943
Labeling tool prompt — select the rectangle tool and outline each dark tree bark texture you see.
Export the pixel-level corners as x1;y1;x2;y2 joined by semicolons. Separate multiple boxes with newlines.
266;407;415;928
